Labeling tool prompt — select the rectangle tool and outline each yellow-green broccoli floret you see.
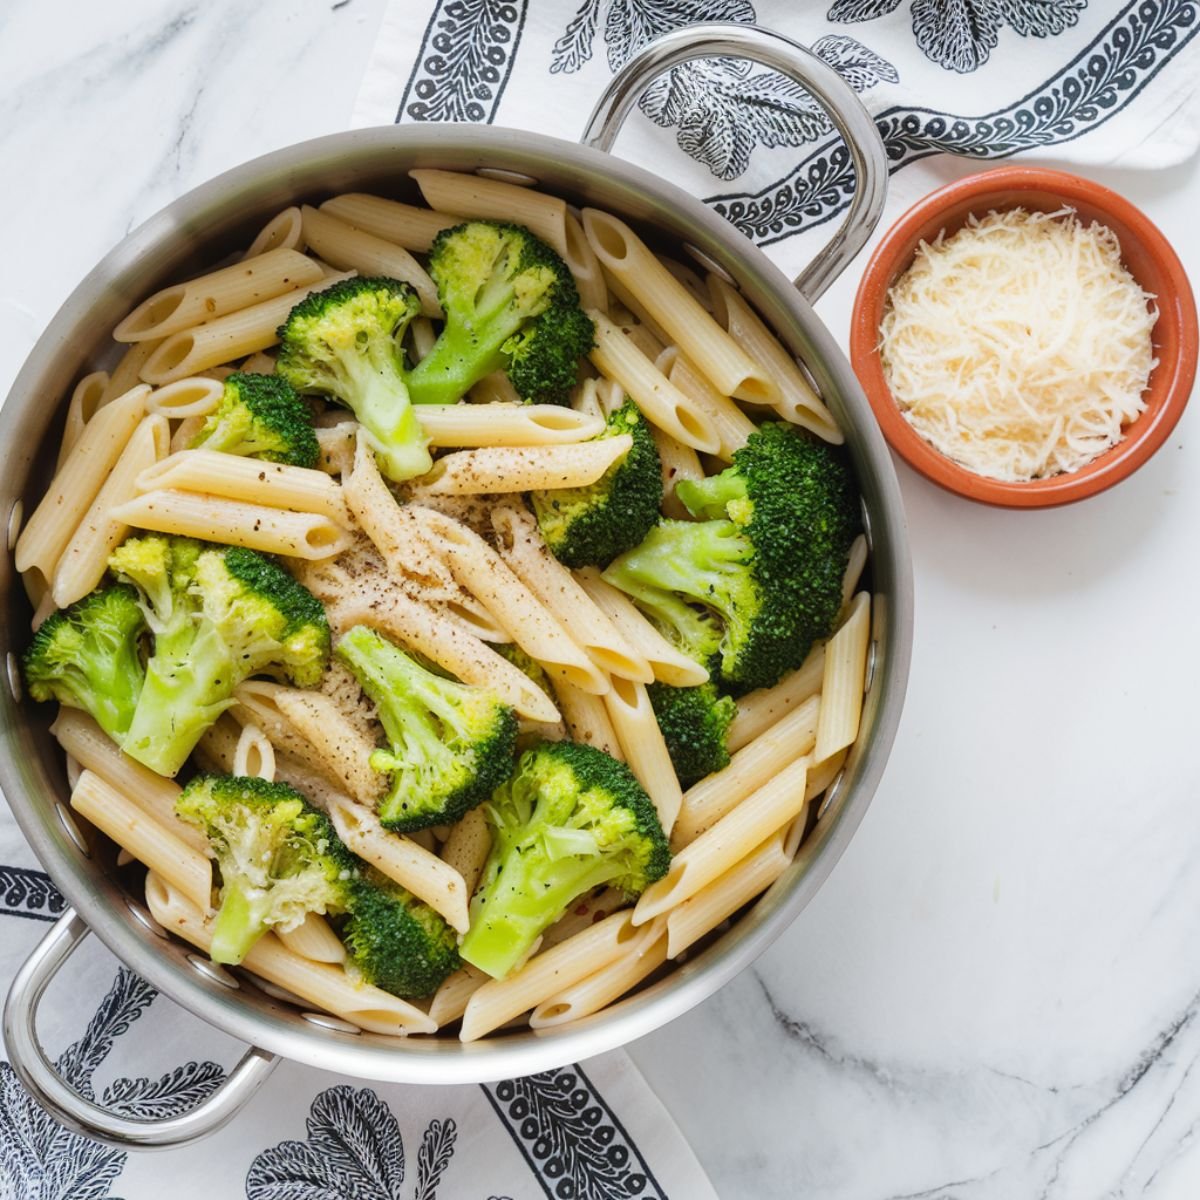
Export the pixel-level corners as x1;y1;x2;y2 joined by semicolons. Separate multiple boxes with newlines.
647;681;735;788
190;371;319;467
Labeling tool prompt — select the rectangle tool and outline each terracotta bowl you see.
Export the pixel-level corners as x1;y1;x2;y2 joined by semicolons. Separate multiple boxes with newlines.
850;166;1198;508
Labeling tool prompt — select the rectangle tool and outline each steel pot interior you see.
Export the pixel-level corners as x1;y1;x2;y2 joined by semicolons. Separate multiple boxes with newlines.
0;124;912;1084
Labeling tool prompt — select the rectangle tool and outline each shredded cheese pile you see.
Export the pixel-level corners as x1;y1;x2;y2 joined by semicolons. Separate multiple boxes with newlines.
879;208;1158;482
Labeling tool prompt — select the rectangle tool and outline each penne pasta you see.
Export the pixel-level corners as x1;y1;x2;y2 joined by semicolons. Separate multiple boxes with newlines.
110;489;352;560
232;722;276;781
429;965;489;1028
271;689;384;805
439;807;491;896
56;371;110;470
583;210;776;404
657;346;756;461
588;311;720;453
115;248;324;343
300;206;440;317
319;193;455;253
414;403;604;447
243;207;305;259
104;342;160;401
416;438;632;496
841;534;869;612
813;592;871;765
603;677;683;834
240;351;277;375
169;414;208;455
276;912;347;965
554;677;625;760
468;369;524;406
136;450;350;524
633;755;810;924
728;644;825;753
565;211;608;312
540;888;627;949
145;376;224;420
52;413;170;607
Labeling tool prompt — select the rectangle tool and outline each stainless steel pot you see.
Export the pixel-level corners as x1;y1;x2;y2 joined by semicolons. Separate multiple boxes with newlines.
0;24;912;1148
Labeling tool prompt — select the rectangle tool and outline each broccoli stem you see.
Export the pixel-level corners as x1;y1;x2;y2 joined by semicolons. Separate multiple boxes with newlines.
341;356;431;481
405;323;511;406
208;877;264;965
675;471;748;520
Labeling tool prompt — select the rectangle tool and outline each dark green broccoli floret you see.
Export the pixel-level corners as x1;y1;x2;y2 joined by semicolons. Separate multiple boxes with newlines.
405;221;594;406
459;740;670;979
340;868;460;998
22;585;146;742
190;372;319;468
603;423;860;693
335;624;517;832
176;774;356;965
531;398;662;568
110;535;330;776
648;681;735;788
276;276;430;482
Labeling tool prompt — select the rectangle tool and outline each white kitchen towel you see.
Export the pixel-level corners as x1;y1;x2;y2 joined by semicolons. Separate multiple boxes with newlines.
352;0;1200;281
0;796;717;1200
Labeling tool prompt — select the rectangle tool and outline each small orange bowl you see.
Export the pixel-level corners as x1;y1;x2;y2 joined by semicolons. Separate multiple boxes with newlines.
850;166;1198;508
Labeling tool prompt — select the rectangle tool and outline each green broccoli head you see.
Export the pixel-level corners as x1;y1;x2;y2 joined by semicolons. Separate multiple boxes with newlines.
22;585;146;742
110;535;330;776
190;372;319;467
276;276;430;482
176;774;356;965
405;220;594;406
459;740;670;979
531;398;662;568
340;868;460;998
647;681;735;789
335;624;517;832
604;423;861;693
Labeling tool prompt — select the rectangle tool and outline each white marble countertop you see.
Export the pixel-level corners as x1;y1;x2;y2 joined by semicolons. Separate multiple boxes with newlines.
2;1;1198;1196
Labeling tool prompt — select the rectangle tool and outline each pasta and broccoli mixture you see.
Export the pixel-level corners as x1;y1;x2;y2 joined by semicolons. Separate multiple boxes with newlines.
17;171;872;1041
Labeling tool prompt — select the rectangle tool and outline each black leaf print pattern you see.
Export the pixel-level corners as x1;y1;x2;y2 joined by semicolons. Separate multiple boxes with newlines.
829;0;1088;72
0;864;66;923
0;965;225;1200
398;0;528;124
550;0;898;179
246;1086;464;1200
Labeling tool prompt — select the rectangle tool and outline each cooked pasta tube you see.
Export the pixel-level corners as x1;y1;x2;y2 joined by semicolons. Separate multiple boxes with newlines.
57;371;110;469
648;425;704;519
406;507;609;695
727;644;825;753
414;403;604;447
300;206;440;317
416;439;632;496
554;678;624;760
52;414;169;607
194;713;241;775
326;797;470;933
143;874;435;1035
229;682;344;790
583;210;776;404
104;342;160;401
671;695;820;850
240;351;277;375
136;451;350;524
461;910;641;1041
233;722;276;781
804;749;847;811
814;592;871;765
271;689;384;805
169;415;207;455
493;505;650;682
71;771;212;915
602;273;671;347
408;316;437;361
315;423;356;477
15;385;149;580
540;888;627;949
574;569;709;688
50;710;207;856
145;376;224;420
620;319;665;362
429;965;489;1027
588;311;720;453
657;346;756;461
841;534;869;612
529;922;668;1028
439;807;491;896
276;912;347;965
565;212;607;312
115;249;324;343
602;678;682;834
110;489;352;560
665;828;791;958
243;207;304;259
139;271;354;386
658;255;711;310
469;370;524;406
707;275;842;443
633;756;810;924
319;193;455;253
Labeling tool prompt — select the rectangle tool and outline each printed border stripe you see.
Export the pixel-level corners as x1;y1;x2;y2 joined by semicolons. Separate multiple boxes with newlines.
0;864;65;923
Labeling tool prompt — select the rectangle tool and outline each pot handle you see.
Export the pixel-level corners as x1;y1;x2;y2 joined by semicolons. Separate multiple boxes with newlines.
580;22;888;304
3;909;277;1149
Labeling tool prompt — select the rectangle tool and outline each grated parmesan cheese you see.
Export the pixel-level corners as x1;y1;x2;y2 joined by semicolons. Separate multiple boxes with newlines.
879;208;1158;482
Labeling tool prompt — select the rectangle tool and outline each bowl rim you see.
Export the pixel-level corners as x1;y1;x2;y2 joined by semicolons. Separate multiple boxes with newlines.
849;165;1198;509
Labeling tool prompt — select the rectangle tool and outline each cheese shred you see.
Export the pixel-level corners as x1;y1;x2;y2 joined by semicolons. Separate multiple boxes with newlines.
879;208;1157;482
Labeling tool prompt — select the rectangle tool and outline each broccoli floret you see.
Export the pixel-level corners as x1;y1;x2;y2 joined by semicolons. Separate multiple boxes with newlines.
335;624;517;832
22;585;146;742
276;277;430;482
648;681;735;788
176;774;356;965
340;868;460;998
459;740;670;979
603;423;860;693
110;535;330;776
189;372;319;468
405;221;594;406
531;398;662;568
